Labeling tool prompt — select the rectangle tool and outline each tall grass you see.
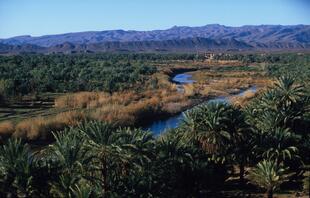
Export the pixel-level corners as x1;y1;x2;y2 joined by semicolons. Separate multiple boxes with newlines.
0;121;14;138
0;111;87;140
196;75;271;98
55;92;107;108
90;96;162;126
230;90;258;107
2;86;188;140
54;86;190;127
183;84;196;96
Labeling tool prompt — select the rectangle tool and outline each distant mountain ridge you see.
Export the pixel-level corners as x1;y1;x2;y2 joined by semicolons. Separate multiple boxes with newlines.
0;24;309;54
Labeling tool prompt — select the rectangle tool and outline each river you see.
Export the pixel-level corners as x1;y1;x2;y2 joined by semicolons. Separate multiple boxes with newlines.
143;72;257;135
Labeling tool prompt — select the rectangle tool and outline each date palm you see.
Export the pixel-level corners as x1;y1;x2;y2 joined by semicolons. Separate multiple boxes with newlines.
71;182;100;198
181;108;201;140
257;127;300;164
48;129;93;197
109;127;156;196
157;130;191;163
245;75;308;133
114;127;155;165
265;76;306;130
247;160;289;198
181;103;233;160
229;107;253;183
155;130;199;196
78;121;155;196
274;75;304;107
77;121;125;195
0;138;34;197
77;120;116;146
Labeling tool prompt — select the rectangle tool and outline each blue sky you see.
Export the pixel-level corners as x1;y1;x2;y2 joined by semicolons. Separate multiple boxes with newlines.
0;0;309;38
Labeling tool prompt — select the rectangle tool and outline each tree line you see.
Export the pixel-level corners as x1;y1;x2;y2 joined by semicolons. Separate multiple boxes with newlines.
0;54;158;103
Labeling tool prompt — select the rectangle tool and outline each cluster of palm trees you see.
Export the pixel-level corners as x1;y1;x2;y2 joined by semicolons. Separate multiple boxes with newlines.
0;76;309;197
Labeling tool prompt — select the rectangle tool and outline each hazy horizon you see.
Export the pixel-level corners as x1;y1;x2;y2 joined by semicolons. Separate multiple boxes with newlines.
1;0;310;38
2;23;309;39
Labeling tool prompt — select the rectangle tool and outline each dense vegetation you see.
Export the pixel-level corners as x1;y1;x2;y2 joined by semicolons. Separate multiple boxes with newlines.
1;52;309;100
0;54;159;101
0;74;309;197
0;53;309;197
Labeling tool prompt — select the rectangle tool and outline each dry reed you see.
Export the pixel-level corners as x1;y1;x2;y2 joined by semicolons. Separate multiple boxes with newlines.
0;121;15;137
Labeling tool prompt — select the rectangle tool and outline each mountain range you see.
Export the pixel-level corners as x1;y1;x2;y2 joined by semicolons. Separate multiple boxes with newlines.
0;24;309;54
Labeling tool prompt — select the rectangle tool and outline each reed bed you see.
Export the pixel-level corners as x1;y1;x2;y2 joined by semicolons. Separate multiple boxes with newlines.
0;111;86;141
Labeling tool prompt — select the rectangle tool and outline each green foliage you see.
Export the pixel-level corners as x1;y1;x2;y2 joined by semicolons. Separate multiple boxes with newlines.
153;129;229;197
71;183;96;198
0;79;14;104
247;160;289;198
253;127;300;164
181;102;238;162
0;54;157;95
245;75;309;168
0;138;35;197
0;120;232;197
246;75;308;133
47;129;93;197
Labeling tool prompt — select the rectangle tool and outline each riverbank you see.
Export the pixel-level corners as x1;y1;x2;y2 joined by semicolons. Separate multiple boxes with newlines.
142;62;270;134
143;70;259;134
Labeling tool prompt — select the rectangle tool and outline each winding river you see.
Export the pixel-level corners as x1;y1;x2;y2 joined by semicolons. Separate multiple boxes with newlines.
144;72;257;135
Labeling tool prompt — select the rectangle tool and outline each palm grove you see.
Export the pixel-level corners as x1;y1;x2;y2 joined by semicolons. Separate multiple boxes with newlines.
0;53;309;197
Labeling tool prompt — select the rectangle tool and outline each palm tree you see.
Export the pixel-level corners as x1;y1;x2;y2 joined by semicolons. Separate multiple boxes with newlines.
109;127;156;196
0;138;34;197
114;127;155;165
274;77;307;133
77;121;123;195
229;107;253;183
257;108;284;132
155;128;231;197
78;120;116;146
48;128;93;197
155;130;199;196
273;75;304;107
78;121;156;196
180;108;201;140
157;130;192;163
247;160;289;198
245;75;308;133
71;182;98;198
181;103;233;161
259;127;300;165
